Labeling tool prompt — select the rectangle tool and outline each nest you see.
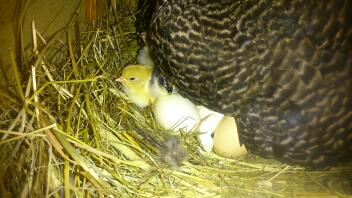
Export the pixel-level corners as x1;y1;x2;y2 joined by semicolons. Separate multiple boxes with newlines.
0;1;351;197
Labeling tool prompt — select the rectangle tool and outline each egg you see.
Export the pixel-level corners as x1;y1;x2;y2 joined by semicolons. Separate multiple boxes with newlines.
213;116;247;158
153;93;201;133
197;106;224;152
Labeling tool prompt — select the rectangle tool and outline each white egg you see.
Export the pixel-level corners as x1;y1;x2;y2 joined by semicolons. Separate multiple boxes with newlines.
153;94;201;133
197;106;224;152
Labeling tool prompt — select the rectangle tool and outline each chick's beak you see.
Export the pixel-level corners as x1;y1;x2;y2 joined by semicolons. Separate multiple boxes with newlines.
115;76;126;83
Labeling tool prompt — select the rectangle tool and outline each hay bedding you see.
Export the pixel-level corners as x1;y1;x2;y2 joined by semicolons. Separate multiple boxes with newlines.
0;1;351;197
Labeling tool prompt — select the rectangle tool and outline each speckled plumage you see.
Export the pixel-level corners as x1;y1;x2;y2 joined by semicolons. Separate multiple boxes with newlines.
136;0;352;167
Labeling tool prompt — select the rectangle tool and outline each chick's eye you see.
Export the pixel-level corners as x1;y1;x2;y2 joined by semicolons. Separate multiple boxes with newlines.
129;77;136;81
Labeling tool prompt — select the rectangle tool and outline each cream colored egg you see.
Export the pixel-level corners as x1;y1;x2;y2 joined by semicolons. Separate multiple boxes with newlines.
214;116;247;158
153;94;201;133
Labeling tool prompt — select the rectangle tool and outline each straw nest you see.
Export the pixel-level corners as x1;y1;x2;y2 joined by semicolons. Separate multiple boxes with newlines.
0;1;351;197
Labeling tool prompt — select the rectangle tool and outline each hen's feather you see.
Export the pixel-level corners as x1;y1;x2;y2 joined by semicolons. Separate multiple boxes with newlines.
136;0;352;167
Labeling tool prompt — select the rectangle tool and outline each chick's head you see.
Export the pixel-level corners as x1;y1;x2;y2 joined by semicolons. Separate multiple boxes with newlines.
116;64;155;108
118;65;152;90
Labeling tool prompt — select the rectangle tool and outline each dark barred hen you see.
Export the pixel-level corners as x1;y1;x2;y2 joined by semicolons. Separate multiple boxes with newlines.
135;0;352;168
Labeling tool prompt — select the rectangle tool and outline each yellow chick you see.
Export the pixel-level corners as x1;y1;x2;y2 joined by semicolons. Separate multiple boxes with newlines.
116;64;200;133
116;64;168;108
116;64;155;108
